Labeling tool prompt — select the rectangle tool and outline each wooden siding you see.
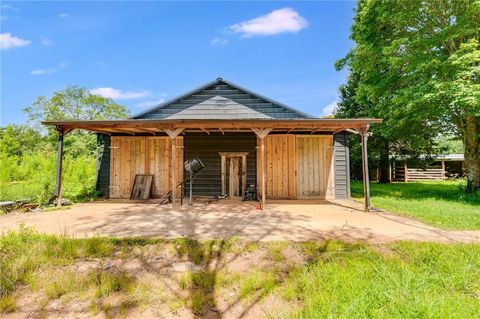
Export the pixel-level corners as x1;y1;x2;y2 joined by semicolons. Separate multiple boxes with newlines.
109;136;183;199
296;136;335;199
95;134;110;197
333;133;350;199
132;80;312;120
257;135;334;199
183;132;257;197
257;135;296;199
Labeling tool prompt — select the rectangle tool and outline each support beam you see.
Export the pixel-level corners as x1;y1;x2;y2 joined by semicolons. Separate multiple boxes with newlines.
251;128;272;210
164;128;184;206
359;125;371;212
55;130;65;207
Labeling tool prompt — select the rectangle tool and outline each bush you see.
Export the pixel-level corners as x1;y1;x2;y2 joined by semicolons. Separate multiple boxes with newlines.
0;152;96;203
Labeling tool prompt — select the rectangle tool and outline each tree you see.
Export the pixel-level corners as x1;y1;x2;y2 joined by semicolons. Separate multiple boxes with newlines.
0;124;43;157
337;0;480;192
23;86;130;156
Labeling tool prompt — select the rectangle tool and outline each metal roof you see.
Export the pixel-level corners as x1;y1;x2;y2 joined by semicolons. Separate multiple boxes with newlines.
164;96;272;120
131;77;315;120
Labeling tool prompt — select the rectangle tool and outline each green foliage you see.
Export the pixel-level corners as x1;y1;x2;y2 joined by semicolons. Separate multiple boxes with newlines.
351;180;480;230
0;152;97;203
337;0;480;189
0;86;130;203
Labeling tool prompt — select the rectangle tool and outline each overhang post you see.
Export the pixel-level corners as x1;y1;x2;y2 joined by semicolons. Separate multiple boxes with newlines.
251;128;272;210
359;125;371;212
55;127;65;207
164;128;184;207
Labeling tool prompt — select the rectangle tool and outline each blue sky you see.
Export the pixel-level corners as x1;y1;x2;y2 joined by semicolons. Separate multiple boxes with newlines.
1;1;356;125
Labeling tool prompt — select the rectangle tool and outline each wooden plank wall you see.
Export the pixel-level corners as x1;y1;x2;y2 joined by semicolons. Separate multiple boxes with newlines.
296;136;334;199
257;135;296;199
258;135;334;200
109;136;183;198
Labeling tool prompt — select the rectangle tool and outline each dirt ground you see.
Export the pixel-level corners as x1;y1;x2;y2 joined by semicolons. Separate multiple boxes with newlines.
1;199;478;243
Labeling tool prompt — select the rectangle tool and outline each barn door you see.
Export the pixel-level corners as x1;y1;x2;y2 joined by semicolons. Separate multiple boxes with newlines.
110;136;183;199
259;135;296;199
296;136;334;199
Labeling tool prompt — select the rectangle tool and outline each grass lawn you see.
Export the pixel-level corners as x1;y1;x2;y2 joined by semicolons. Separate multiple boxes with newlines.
351;180;480;230
1;228;479;318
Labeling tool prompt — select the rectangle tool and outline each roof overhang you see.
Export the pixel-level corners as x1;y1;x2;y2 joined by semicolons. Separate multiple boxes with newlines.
42;118;382;135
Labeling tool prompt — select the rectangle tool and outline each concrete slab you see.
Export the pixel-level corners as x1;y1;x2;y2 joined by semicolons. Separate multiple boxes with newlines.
1;200;478;243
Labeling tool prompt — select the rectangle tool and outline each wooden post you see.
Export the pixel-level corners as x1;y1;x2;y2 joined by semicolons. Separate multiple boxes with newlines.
441;160;445;180
55;129;65;207
164;128;184;207
251;128;272;210
404;161;408;182
360;126;371;212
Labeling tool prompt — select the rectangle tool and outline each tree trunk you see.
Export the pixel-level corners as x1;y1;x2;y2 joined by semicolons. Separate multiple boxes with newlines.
464;116;480;193
378;138;391;183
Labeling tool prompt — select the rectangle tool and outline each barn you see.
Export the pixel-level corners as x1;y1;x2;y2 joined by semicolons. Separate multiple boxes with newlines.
43;78;381;210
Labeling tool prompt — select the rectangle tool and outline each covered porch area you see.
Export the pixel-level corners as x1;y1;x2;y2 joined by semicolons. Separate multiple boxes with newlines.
43;118;380;211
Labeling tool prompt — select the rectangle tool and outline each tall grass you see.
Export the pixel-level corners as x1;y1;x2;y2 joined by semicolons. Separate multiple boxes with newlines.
0;152;96;203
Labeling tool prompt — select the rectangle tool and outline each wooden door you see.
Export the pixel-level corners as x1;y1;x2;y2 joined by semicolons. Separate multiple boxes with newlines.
296;136;334;199
258;135;296;199
109;136;183;198
228;157;240;196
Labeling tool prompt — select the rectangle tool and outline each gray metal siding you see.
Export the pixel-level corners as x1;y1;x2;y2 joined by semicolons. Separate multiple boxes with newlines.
95;134;110;198
334;133;350;199
183;132;257;197
133;81;312;120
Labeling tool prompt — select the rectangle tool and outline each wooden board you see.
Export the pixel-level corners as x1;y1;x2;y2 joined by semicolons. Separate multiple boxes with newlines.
257;135;296;199
109;136;183;199
296;136;334;199
130;174;153;199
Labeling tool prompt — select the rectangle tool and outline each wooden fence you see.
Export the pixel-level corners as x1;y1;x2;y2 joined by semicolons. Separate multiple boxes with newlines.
393;163;446;182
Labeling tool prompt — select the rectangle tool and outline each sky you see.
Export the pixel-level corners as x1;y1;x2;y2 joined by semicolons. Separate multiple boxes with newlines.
0;1;356;125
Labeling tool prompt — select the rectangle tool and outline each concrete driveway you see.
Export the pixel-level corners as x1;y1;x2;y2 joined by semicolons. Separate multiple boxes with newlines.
1;200;478;243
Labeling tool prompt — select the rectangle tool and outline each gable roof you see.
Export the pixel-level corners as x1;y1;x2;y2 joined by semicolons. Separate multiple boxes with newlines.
165;95;272;120
131;78;314;120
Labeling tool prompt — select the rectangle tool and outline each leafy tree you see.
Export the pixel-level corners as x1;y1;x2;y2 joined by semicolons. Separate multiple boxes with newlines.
337;0;480;192
23;86;130;156
0;125;43;157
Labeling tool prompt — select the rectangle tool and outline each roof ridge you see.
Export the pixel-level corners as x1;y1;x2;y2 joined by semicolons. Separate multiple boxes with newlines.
131;78;315;119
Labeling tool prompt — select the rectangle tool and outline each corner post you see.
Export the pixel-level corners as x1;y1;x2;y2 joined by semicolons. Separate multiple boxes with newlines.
359;125;371;212
164;128;184;207
55;128;65;207
251;128;272;210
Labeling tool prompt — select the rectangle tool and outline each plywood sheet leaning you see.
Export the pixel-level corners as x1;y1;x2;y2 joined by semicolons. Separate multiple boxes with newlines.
130;174;154;199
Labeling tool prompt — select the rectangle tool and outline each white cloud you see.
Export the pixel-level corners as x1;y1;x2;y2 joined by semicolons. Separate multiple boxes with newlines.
58;12;69;18
97;61;107;67
229;8;308;37
30;62;67;75
210;37;228;46
321;100;338;116
0;32;30;50
90;87;150;100
39;36;52;46
136;98;166;108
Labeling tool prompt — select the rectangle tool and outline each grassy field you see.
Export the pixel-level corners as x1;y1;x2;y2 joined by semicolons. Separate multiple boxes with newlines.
351;180;480;230
1;228;479;318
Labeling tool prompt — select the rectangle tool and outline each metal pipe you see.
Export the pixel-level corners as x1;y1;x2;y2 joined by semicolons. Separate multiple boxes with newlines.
55;131;64;207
